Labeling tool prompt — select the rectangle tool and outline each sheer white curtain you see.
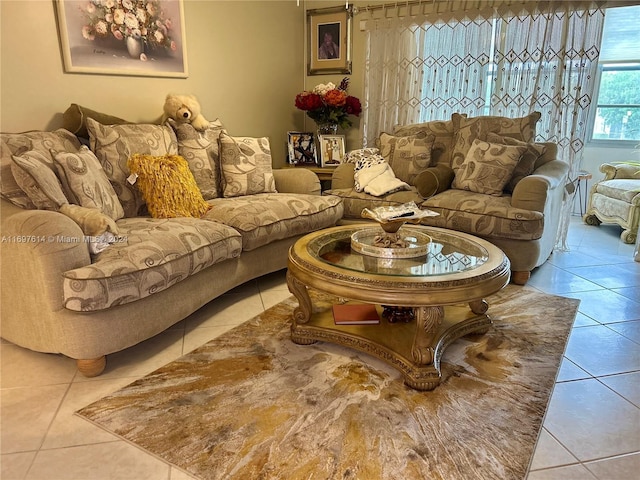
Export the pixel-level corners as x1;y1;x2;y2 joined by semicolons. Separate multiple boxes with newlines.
362;2;605;249
362;9;495;147
492;4;605;249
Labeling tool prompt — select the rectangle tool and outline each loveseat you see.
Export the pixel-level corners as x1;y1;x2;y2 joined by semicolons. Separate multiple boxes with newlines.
0;110;343;377
324;112;569;284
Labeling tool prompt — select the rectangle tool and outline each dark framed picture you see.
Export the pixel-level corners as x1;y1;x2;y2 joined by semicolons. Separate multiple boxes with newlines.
55;0;188;78
307;5;353;75
287;132;317;165
319;135;345;167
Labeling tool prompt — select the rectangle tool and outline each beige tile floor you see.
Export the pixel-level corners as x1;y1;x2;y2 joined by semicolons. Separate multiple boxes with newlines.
1;217;639;480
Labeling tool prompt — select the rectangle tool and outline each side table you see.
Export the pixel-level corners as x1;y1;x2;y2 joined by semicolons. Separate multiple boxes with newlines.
573;170;592;216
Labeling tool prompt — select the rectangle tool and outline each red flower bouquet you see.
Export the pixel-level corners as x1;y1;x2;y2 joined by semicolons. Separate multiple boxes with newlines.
295;77;362;130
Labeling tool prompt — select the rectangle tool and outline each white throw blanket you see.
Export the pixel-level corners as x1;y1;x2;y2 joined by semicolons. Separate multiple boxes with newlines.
355;162;410;197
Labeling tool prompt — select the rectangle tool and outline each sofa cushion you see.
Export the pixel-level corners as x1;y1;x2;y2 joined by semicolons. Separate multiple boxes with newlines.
169;118;226;200
11;151;68;210
323;187;424;219
393;118;457;167
595;179;640;203
451;112;541;171
87;118;178;217
52;145;125;221
218;133;277;198
204;193;344;251
127;154;211;219
452;139;526;196
486;133;547;193
1;129;82;209
377;131;435;184
62;217;242;312
422;189;544;241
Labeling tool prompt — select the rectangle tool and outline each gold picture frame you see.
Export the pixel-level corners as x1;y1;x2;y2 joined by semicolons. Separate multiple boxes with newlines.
319;135;346;167
55;0;188;78
307;5;353;76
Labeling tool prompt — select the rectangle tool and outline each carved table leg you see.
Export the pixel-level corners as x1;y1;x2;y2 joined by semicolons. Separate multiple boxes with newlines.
287;271;316;345
411;306;444;365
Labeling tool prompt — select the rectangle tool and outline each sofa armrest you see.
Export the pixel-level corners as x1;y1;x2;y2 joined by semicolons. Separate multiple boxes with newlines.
330;163;356;190
272;168;321;195
511;160;569;212
1;201;91;311
600;163;640;180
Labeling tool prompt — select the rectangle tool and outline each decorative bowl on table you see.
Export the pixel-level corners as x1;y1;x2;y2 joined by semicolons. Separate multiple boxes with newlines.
350;227;432;259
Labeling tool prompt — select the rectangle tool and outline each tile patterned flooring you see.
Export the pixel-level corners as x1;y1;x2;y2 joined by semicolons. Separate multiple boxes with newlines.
1;218;639;479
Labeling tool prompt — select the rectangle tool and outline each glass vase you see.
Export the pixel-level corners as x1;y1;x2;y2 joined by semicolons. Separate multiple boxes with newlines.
317;123;338;135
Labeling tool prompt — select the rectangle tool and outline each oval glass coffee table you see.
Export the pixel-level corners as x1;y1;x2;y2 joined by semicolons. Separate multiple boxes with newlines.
286;224;510;391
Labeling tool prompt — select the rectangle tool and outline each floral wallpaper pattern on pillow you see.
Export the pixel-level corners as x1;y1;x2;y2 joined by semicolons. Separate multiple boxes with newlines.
377;131;435;184
452;139;526;196
53;145;125;221
0;129;81;209
218;133;277;198
168;118;226;200
87;118;178;217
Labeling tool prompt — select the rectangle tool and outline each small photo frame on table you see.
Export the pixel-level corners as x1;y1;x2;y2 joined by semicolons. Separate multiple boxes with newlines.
307;5;353;75
319;135;345;167
287;132;317;165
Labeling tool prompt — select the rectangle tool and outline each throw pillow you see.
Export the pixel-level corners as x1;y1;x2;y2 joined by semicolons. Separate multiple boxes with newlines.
452;139;526;196
87;118;178;217
413;164;455;199
53;145;125;221
11;151;68;210
168;118;226;200
450;112;541;172
62;104;130;140
377;131;435;184
127;154;212;219
1;129;81;209
485;133;547;193
218;133;277;198
393;118;459;167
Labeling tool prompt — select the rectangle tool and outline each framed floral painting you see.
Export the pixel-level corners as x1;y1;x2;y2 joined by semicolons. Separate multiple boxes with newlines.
319;135;345;167
55;0;188;78
307;5;353;75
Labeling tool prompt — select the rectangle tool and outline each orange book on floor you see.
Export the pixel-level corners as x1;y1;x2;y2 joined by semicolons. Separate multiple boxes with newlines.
332;304;380;325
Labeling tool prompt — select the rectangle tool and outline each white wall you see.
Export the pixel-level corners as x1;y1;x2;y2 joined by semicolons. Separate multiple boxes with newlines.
581;144;639;181
0;0;306;167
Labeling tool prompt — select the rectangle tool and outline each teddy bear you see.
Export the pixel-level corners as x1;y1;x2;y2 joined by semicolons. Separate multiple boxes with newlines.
161;93;209;132
59;204;120;237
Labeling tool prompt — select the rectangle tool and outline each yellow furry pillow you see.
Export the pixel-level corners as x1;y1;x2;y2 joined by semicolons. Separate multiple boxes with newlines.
127;154;211;218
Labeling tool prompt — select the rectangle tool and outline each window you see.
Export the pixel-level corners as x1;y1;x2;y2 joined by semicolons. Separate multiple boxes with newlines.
589;5;640;144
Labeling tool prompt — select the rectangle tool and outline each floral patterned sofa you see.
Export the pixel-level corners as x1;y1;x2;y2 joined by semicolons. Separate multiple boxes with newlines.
0;110;343;377
325;112;569;285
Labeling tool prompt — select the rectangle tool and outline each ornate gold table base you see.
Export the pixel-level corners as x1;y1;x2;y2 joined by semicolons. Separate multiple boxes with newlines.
288;273;492;391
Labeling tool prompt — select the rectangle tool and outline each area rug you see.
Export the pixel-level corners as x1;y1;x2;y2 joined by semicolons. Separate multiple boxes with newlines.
77;285;579;480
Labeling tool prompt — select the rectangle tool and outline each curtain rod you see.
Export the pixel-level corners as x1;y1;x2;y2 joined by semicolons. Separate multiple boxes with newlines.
357;0;610;13
358;0;523;12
